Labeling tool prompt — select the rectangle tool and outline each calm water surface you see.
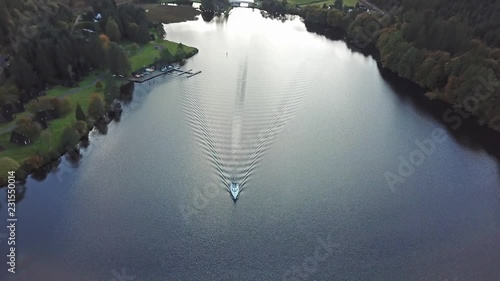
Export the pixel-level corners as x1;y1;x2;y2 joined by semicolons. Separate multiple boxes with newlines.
1;9;499;281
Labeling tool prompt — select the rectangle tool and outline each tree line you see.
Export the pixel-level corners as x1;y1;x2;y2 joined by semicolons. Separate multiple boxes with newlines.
368;0;500;48
0;0;153;184
292;0;500;130
0;0;153;108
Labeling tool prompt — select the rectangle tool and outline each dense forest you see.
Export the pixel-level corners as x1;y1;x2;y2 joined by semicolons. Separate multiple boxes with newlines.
369;0;500;48
0;0;153;107
0;0;160;184
200;0;229;13
295;0;500;130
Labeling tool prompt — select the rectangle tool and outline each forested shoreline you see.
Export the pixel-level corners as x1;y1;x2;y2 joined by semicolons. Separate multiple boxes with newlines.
0;0;197;186
261;0;500;131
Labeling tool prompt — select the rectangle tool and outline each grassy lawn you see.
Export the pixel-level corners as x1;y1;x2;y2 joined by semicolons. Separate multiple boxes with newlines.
46;73;99;98
0;72;101;135
1;35;199;170
0;81;103;163
0;121;13;132
127;40;198;71
136;3;200;24
288;0;358;6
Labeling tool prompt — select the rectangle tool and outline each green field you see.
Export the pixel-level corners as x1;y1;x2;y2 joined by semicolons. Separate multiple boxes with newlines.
0;74;100;135
1;37;198;178
46;73;99;98
0;77;103;163
287;0;358;6
126;40;198;71
137;3;200;24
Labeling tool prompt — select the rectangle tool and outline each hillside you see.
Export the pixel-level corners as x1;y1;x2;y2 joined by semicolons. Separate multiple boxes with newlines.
0;0;74;51
368;0;500;48
299;0;500;131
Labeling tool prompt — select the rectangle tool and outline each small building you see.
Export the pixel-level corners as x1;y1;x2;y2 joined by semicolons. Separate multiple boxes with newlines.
35;109;59;129
0;144;5;152
21;88;46;103
111;100;122;112
344;5;355;12
356;3;369;12
10;131;32;145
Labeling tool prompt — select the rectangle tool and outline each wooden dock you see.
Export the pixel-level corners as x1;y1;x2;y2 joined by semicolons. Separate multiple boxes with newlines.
170;68;202;78
187;71;202;78
126;66;201;83
126;70;168;83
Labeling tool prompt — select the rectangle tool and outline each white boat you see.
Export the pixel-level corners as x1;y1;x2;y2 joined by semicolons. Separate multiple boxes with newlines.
230;182;240;200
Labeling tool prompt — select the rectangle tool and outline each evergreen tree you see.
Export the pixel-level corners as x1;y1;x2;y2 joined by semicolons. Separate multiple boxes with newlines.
60;126;80;151
75;102;87;121
160;48;174;63
104;75;120;104
87;94;105;121
333;0;343;10
108;42;131;76
105;17;121;42
174;43;186;61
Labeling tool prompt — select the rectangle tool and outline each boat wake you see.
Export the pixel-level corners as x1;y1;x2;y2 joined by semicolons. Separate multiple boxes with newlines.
180;57;320;200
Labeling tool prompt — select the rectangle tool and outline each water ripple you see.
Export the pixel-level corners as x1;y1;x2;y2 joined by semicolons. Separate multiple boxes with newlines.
180;58;321;198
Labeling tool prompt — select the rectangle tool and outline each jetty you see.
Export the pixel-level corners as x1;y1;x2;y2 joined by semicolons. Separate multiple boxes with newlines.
187;71;202;78
126;65;201;83
172;68;202;78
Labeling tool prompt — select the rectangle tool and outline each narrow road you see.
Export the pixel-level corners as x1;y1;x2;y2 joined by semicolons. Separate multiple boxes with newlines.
0;124;15;135
70;14;82;34
359;0;385;14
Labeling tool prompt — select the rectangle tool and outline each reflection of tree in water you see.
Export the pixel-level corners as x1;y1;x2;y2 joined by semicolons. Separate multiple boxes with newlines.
32;168;49;182
201;11;215;22
95;118;109;134
0;183;27;207
64;148;83;168
79;138;90;149
14;184;26;203
259;8;297;22
29;148;82;184
120;82;135;103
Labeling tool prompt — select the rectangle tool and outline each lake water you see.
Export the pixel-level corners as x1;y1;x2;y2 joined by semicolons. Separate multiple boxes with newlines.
1;8;499;281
